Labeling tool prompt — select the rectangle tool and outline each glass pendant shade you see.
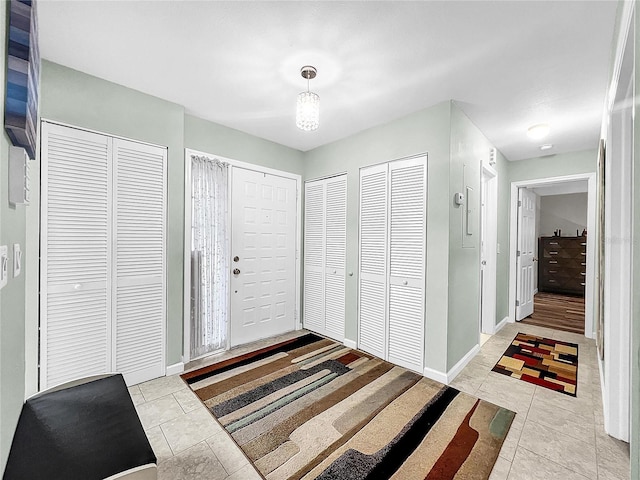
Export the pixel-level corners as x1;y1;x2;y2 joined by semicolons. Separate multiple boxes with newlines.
296;91;320;131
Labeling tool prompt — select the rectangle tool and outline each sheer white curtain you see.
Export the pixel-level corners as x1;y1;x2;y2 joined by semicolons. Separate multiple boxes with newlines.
191;155;229;358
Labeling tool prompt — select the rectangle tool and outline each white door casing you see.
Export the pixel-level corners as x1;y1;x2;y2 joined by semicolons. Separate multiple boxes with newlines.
516;188;536;320
230;167;297;346
480;166;498;333
303;181;325;335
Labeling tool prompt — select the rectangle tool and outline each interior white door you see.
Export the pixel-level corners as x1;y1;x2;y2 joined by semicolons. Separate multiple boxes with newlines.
480;168;498;333
516;187;536;320
41;123;112;389
303;174;346;342
303;181;325;334
387;158;426;373
231;167;297;346
113;139;166;386
358;164;388;360
324;176;347;341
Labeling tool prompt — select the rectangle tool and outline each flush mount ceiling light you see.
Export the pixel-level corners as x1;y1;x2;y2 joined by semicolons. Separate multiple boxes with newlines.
296;66;319;131
527;123;550;140
540;144;553;151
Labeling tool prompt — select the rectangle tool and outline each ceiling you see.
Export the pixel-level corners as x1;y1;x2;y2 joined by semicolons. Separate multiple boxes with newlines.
37;1;618;160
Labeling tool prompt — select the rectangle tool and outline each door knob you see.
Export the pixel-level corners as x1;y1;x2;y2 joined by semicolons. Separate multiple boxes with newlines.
403;280;408;286
233;268;240;275
233;256;239;262
481;260;487;266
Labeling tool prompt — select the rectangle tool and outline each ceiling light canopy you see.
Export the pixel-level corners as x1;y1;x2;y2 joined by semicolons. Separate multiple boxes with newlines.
527;123;550;140
540;144;553;151
296;66;319;131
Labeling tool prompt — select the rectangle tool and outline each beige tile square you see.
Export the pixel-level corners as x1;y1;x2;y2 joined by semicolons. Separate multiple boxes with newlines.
449;371;487;395
174;388;204;413
489;456;512;480
476;372;535;415
518;419;597;479
128;385;146;406
157;441;228;480
161;406;224;454
139;374;188;402
136;394;185;430
146;426;174;461
508;447;591;480
207;431;250;475
498;418;523;462
225;462;262;480
595;430;630;480
532;385;595;421
526;396;595;445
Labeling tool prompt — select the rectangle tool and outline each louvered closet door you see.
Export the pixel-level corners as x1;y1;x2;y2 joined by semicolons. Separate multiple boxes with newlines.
303;181;325;334
113;139;167;385
41;123;112;389
358;164;388;359
324;176;347;341
387;157;426;373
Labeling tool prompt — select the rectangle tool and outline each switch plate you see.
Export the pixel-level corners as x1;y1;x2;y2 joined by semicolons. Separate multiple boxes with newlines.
13;243;21;277
0;245;8;290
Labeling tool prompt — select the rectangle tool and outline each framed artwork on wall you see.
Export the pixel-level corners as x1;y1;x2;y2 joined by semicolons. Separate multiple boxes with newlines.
5;0;40;160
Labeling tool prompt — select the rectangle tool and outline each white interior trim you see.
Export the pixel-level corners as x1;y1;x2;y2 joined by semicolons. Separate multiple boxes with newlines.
343;338;357;349
423;366;448;385
165;362;185;377
508;173;596;340
494;316;509;334
446;344;481;383
183;148;302;363
480;164;498;335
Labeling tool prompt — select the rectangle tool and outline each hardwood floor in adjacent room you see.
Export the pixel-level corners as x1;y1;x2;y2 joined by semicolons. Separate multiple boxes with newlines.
520;292;585;334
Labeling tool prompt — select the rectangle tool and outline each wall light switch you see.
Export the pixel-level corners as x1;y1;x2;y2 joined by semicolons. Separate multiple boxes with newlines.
13;243;21;277
0;245;8;290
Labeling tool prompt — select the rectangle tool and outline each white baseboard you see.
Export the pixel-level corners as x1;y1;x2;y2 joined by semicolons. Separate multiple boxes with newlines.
495;316;509;333
166;362;185;376
446;344;481;383
423;366;448;384
343;338;357;349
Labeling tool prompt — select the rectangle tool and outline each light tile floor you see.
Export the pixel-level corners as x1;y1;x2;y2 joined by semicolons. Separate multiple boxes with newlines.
131;323;630;480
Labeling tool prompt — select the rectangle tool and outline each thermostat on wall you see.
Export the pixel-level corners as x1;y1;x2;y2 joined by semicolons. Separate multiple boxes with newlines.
454;192;465;205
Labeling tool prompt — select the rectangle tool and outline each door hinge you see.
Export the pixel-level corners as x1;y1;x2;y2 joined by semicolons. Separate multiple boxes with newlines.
518;200;522;207
516;300;520;307
516;250;521;257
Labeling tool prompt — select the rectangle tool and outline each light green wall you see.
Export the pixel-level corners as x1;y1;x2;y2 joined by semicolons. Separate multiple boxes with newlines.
495;150;510;324
507;149;596;182
304;101;452;373
0;2;28;469
447;103;493;369
184;115;304;175
40;60;186;365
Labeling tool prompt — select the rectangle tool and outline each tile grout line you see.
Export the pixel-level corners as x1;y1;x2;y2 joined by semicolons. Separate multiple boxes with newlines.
516;445;593;480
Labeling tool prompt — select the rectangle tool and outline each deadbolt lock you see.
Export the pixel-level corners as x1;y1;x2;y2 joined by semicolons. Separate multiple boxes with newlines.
233;256;239;262
233;268;241;275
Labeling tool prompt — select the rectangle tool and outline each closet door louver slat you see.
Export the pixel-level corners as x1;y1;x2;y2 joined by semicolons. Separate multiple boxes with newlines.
113;139;166;386
41;124;112;389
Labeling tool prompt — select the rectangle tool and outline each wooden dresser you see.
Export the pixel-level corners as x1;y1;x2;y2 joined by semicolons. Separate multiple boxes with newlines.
538;236;587;296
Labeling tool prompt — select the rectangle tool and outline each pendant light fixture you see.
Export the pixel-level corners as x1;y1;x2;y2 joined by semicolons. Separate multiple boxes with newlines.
296;65;319;131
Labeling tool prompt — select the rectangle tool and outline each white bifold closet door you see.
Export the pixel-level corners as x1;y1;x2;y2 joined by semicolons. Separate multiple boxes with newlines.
303;174;346;342
41;122;166;389
358;156;426;373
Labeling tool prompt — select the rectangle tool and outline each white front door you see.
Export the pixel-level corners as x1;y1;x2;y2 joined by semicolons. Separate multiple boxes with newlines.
230;167;297;346
516;188;536;320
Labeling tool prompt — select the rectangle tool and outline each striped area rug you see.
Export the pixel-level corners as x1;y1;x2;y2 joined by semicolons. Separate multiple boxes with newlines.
182;333;515;480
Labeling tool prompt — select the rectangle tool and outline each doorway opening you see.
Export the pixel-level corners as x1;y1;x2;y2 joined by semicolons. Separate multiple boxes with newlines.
479;164;498;338
508;173;596;338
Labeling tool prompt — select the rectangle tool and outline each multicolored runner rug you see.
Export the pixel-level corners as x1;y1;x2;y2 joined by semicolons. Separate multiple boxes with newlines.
182;333;515;480
492;333;578;396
